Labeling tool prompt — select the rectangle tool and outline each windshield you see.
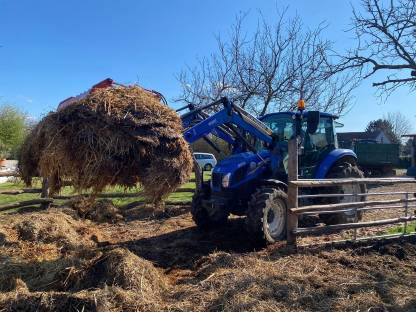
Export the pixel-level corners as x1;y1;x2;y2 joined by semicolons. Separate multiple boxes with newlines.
304;117;336;150
261;113;336;148
261;114;294;141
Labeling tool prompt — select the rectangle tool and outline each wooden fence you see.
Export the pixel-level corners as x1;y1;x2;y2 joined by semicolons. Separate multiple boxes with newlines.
286;138;416;247
0;172;194;213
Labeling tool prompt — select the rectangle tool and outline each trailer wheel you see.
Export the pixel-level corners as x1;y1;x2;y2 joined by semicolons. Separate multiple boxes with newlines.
319;162;366;225
246;187;287;243
191;183;229;229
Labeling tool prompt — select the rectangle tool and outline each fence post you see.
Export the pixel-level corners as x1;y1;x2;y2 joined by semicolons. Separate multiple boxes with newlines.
404;192;409;234
287;137;299;246
41;178;49;198
353;184;358;241
40;178;50;209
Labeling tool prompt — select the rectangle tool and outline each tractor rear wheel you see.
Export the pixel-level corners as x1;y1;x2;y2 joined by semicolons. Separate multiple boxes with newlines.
246;187;288;243
319;162;366;225
191;183;229;229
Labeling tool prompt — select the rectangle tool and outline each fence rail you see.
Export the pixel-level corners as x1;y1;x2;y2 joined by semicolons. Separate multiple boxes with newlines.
290;177;415;187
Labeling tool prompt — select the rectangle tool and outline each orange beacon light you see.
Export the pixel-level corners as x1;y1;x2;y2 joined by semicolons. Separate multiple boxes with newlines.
297;99;305;111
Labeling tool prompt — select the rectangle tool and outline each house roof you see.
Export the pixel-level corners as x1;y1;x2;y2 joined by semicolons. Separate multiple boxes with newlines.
337;131;383;142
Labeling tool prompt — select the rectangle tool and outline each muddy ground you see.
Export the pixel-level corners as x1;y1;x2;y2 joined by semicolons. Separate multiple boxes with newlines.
0;183;415;312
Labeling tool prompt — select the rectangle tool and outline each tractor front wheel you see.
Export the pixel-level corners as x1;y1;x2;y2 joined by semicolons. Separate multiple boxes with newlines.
191;184;229;229
246;187;288;244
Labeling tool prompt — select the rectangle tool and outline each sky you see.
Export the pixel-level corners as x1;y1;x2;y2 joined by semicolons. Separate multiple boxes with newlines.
0;0;415;132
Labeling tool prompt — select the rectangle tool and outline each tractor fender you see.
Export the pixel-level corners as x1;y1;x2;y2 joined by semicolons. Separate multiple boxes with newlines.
315;149;357;179
259;179;288;192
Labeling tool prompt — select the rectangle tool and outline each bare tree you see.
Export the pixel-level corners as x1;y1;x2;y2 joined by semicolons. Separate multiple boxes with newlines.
176;11;357;116
385;111;413;139
337;0;416;96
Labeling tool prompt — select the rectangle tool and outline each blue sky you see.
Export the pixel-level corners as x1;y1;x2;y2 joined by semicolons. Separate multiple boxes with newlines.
0;0;415;132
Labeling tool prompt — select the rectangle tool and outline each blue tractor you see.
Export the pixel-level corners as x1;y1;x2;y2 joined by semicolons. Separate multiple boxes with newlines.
179;97;364;243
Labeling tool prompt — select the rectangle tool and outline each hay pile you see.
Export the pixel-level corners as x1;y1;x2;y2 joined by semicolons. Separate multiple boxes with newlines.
0;287;163;312
0;209;103;254
69;197;123;223
62;248;166;295
0;248;167;312
167;244;416;311
18;86;193;202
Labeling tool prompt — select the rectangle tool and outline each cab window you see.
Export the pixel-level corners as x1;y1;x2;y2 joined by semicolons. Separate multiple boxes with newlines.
261;114;294;141
303;117;335;151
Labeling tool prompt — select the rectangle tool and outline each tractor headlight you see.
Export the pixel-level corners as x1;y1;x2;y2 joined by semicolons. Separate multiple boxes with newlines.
222;173;231;188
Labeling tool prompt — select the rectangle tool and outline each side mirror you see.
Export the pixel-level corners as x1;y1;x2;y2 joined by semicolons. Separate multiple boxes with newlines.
307;111;320;134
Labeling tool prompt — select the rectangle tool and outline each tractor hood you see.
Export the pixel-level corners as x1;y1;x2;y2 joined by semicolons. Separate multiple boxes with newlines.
211;150;273;191
214;151;270;173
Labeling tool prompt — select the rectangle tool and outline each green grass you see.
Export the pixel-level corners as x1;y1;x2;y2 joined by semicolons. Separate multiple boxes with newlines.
387;222;416;235
0;171;212;212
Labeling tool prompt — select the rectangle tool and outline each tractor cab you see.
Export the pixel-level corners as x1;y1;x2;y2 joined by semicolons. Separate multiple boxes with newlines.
260;111;339;178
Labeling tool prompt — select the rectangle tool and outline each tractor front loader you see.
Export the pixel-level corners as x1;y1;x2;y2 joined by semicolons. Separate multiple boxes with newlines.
179;97;365;244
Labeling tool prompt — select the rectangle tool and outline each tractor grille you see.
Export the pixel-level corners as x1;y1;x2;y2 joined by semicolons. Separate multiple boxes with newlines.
211;172;222;188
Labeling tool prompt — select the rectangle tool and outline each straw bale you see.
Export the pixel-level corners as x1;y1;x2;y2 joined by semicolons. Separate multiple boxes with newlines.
18;86;193;203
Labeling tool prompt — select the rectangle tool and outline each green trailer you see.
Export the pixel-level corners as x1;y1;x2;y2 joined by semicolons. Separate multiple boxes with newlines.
339;139;400;176
352;141;400;176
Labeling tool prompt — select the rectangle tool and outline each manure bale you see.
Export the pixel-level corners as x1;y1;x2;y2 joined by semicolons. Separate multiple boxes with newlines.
18;86;193;203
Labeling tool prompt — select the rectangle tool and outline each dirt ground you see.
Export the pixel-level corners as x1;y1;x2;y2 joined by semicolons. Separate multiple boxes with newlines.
0;183;415;312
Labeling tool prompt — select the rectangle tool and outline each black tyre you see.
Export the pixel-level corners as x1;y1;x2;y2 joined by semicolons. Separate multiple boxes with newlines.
319;161;366;225
191;183;229;229
246;187;288;243
203;163;213;171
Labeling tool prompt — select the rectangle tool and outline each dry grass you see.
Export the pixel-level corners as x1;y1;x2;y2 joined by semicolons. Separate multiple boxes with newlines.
18;86;193;203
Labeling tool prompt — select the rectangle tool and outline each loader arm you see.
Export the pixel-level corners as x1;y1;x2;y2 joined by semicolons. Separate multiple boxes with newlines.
181;97;274;147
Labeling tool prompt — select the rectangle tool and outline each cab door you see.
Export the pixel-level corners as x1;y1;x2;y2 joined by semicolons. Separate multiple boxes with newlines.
299;117;336;178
